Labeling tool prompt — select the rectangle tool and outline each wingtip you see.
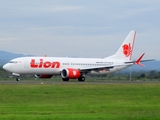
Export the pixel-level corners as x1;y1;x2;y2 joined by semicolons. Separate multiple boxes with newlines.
135;53;145;66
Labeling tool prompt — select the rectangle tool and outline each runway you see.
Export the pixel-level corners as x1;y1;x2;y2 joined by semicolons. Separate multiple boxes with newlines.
0;80;159;84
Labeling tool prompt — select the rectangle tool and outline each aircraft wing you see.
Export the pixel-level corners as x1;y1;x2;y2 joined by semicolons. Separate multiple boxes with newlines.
125;59;155;64
79;63;132;73
79;65;114;73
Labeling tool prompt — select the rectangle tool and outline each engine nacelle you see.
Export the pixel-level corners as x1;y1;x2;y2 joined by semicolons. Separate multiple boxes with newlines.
61;68;81;79
35;74;53;78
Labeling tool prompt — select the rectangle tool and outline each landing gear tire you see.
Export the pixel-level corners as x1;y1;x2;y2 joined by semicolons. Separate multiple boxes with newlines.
62;78;69;81
78;77;85;82
16;77;20;82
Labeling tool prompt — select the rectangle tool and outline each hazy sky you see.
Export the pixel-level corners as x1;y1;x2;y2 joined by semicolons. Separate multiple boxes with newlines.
0;0;160;60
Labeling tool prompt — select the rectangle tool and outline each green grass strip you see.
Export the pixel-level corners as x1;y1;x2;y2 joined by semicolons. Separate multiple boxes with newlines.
0;84;160;120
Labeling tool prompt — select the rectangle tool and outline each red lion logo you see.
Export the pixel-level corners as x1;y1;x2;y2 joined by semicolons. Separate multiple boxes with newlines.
122;43;132;57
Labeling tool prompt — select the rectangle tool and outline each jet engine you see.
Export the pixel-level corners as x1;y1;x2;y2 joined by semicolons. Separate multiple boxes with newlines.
61;68;81;79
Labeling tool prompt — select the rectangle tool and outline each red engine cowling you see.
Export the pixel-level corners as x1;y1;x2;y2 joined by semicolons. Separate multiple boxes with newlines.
35;74;53;78
61;68;81;79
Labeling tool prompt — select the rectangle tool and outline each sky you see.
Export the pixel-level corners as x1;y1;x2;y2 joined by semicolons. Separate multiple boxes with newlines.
0;0;160;60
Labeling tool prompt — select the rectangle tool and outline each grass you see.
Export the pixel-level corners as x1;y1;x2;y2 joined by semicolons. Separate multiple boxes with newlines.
0;83;160;120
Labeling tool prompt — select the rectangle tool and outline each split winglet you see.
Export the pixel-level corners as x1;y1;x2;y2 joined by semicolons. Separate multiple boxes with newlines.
135;53;145;66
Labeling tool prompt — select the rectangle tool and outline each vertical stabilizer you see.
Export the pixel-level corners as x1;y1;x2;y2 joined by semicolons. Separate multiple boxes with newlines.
107;30;136;61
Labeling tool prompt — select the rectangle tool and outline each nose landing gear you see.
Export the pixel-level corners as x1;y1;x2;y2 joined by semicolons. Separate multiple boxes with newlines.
11;73;20;82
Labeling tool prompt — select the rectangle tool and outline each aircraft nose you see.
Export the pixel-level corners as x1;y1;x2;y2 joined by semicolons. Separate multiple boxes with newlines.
3;64;11;71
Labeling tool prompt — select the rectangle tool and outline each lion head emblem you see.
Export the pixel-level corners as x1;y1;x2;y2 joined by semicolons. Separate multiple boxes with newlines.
122;43;132;57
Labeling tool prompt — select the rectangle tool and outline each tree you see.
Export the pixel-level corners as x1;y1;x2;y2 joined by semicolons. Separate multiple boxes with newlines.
148;70;158;79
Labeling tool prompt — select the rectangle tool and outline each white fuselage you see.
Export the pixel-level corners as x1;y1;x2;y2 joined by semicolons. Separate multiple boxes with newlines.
3;57;132;76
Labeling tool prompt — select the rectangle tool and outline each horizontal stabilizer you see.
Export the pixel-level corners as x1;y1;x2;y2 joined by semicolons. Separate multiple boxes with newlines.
125;53;155;66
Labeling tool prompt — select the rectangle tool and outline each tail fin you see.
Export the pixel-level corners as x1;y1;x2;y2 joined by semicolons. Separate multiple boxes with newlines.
107;30;136;61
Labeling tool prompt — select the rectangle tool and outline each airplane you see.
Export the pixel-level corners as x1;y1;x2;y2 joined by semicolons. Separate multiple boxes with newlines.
2;30;153;81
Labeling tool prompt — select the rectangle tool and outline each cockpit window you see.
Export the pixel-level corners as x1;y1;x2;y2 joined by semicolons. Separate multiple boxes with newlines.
9;61;18;63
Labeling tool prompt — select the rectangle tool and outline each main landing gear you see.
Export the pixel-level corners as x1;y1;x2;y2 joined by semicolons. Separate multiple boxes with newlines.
62;76;85;82
78;76;85;82
16;77;20;81
62;78;69;81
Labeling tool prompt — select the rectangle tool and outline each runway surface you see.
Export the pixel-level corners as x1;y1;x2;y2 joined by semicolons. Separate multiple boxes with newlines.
0;80;160;84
